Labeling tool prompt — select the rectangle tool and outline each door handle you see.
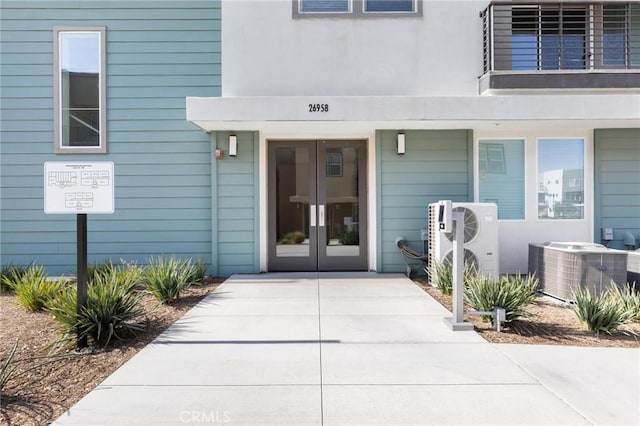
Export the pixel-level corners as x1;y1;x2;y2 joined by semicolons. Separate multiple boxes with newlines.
310;204;316;227
319;205;325;227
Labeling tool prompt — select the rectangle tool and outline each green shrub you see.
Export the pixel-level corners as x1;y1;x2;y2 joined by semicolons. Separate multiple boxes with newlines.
0;341;18;391
111;260;144;291
12;265;65;311
573;286;634;334
87;259;117;283
429;260;453;295
143;256;195;304
464;274;538;324
80;260;143;290
188;259;208;286
428;260;478;296
1;263;31;292
48;269;145;348
607;282;640;322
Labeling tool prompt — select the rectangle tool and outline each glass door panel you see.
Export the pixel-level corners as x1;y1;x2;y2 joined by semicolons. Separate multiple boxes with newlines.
268;140;367;271
318;140;367;270
268;142;317;271
275;147;310;258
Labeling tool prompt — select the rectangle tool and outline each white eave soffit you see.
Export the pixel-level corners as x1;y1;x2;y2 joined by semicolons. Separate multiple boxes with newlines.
186;95;640;132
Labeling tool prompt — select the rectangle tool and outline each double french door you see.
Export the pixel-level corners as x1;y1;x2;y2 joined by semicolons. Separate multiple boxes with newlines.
268;140;367;271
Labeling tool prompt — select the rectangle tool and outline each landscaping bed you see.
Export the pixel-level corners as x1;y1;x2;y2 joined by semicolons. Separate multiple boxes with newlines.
413;277;640;348
2;274;639;426
0;278;223;426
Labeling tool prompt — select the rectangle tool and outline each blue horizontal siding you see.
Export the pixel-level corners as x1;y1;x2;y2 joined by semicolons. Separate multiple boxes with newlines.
377;130;472;273
0;1;221;275
594;129;640;250
211;132;260;275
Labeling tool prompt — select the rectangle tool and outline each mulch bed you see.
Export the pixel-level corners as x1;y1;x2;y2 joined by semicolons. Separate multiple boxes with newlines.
0;278;224;426
413;277;640;348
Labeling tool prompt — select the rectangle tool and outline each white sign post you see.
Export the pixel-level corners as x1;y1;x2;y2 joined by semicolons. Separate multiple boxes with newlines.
44;162;114;348
438;200;474;331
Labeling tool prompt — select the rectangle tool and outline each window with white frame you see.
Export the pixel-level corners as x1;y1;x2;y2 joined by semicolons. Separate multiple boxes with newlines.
54;27;106;153
537;138;584;220
478;139;525;220
295;0;420;17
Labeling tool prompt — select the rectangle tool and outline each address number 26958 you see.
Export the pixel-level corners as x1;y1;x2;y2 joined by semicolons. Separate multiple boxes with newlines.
308;103;329;113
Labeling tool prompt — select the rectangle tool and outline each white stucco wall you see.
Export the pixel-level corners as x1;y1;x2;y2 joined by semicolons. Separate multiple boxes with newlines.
208;0;640;275
222;0;485;96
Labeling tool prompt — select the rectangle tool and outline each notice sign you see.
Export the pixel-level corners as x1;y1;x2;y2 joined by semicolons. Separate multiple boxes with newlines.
44;162;114;214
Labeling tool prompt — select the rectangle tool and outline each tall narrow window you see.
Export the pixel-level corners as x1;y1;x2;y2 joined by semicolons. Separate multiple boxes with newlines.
54;27;106;153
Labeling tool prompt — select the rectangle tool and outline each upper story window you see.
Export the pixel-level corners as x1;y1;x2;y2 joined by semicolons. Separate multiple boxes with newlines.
295;0;421;17
301;0;350;13
54;27;106;154
365;0;414;12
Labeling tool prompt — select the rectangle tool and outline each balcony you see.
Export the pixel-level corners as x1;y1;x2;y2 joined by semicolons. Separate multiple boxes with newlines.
480;1;640;93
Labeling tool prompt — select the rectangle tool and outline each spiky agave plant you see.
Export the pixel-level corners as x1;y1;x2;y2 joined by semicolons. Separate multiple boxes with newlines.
0;341;18;391
143;255;195;304
48;268;145;348
189;259;209;286
606;282;640;322
464;273;538;324
428;260;453;295
1;263;31;292
573;286;634;335
12;265;65;311
428;260;478;296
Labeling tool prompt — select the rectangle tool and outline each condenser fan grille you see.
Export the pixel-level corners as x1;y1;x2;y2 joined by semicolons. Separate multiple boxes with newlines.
443;249;479;270
445;207;478;243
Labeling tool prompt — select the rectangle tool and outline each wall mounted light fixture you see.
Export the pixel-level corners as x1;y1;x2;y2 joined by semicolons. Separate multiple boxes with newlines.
397;133;405;155
229;135;238;157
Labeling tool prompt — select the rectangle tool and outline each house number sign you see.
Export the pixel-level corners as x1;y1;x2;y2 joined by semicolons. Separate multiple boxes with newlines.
308;103;329;113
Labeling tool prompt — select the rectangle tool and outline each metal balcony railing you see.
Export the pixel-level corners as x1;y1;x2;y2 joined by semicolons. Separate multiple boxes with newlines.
482;1;640;73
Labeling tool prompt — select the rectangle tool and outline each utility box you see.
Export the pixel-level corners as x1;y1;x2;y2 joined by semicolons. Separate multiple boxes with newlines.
528;242;628;301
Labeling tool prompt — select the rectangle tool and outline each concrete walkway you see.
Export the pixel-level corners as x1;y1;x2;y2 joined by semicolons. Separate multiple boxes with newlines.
54;273;639;426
